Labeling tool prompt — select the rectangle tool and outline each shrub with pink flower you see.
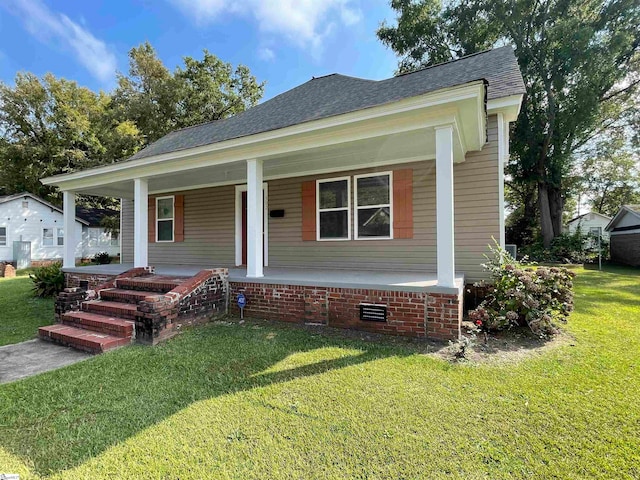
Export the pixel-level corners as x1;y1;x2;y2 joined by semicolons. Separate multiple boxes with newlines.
468;244;575;337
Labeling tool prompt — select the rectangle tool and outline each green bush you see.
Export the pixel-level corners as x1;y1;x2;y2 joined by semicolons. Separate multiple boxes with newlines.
469;245;575;337
93;252;112;265
520;230;608;264
30;262;65;297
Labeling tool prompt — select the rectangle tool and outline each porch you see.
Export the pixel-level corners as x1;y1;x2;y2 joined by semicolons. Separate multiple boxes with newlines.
62;264;465;340
63;264;464;294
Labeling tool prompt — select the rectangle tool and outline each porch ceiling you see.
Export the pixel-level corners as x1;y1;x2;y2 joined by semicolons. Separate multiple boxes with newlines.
75;127;449;198
43;82;487;198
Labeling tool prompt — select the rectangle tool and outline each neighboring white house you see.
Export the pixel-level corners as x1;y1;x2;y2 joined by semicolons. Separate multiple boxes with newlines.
0;193;119;265
565;211;612;241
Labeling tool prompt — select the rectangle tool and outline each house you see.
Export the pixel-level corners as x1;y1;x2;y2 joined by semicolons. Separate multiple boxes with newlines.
75;205;121;260
605;205;640;266
38;47;525;352
0;192;119;268
565;211;611;240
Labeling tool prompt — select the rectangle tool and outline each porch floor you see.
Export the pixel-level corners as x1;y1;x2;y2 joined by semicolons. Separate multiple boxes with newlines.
63;264;464;293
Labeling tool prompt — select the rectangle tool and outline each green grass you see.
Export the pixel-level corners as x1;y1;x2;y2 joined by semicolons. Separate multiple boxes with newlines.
0;276;54;346
0;265;639;479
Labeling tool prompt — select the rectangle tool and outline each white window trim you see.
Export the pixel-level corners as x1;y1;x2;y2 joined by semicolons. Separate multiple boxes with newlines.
0;225;8;247
316;176;352;241
57;227;64;246
155;195;175;243
234;183;269;267
42;227;57;247
354;171;394;240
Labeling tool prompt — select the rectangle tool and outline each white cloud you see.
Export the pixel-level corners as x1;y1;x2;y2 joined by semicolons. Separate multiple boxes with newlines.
1;0;117;84
257;47;275;61
169;0;362;56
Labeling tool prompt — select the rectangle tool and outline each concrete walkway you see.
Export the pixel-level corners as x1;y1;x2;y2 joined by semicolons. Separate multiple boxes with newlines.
0;339;92;384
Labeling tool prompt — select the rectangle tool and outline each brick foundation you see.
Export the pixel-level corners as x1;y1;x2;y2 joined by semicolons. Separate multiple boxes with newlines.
426;291;463;340
60;269;463;342
230;282;463;340
31;260;62;268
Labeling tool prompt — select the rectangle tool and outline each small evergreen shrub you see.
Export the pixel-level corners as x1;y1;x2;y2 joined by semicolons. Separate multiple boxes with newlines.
469;245;575;337
30;262;64;297
93;252;112;264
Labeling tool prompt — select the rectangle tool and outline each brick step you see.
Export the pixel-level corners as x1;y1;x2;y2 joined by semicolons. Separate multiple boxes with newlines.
100;288;160;304
39;324;131;354
61;311;134;337
83;300;139;320
116;275;185;294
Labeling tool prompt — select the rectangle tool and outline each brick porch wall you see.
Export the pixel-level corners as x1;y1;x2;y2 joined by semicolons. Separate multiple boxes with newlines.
230;282;463;340
65;272;118;290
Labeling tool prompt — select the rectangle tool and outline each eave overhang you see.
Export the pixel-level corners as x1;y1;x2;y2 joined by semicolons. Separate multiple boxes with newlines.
41;81;514;197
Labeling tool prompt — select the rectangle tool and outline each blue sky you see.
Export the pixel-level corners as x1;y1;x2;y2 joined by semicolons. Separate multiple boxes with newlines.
0;0;399;100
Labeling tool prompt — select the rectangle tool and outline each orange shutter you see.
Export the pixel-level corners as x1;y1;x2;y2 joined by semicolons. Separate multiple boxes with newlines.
393;169;413;239
174;194;184;242
301;181;316;241
148;196;156;243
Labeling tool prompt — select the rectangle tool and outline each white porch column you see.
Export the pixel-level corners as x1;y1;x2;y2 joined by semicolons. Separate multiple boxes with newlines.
62;191;76;269
246;158;264;278
435;125;456;288
497;113;508;248
133;178;149;268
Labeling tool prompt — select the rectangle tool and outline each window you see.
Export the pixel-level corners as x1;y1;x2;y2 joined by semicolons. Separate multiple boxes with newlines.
88;228;100;247
43;228;54;246
317;177;350;240
355;173;392;239
43;228;63;246
590;227;602;236
21;201;28;208
0;227;6;246
156;196;174;242
110;232;119;246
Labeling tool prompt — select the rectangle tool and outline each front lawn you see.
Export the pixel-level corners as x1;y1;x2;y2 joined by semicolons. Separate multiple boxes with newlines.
0;265;638;478
0;276;54;346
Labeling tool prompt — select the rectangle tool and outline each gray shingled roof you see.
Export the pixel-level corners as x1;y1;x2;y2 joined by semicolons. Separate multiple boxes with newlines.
130;46;525;161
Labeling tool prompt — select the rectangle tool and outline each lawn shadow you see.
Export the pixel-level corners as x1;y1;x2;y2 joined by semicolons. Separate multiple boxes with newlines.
0;318;427;476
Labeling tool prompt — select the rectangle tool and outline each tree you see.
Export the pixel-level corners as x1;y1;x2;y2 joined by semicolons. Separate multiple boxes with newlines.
378;0;640;247
112;43;181;146
175;50;265;128
0;42;265;206
114;43;265;145
0;73;141;204
580;135;640;216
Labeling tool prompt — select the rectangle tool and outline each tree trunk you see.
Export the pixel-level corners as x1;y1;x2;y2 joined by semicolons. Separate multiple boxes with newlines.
548;187;564;237
538;183;555;248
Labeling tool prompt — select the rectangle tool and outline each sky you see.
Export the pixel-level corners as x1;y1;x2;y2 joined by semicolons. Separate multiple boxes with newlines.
0;0;400;100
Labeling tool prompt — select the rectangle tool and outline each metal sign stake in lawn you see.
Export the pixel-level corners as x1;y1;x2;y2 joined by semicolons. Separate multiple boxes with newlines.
237;291;247;319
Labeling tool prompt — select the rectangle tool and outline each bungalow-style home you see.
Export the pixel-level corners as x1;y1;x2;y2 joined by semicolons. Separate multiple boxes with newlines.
565;211;611;240
0;192;119;269
605;205;640;266
38;47;525;353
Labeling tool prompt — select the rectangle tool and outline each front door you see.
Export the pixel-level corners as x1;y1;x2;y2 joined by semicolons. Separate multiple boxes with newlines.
238;187;267;266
